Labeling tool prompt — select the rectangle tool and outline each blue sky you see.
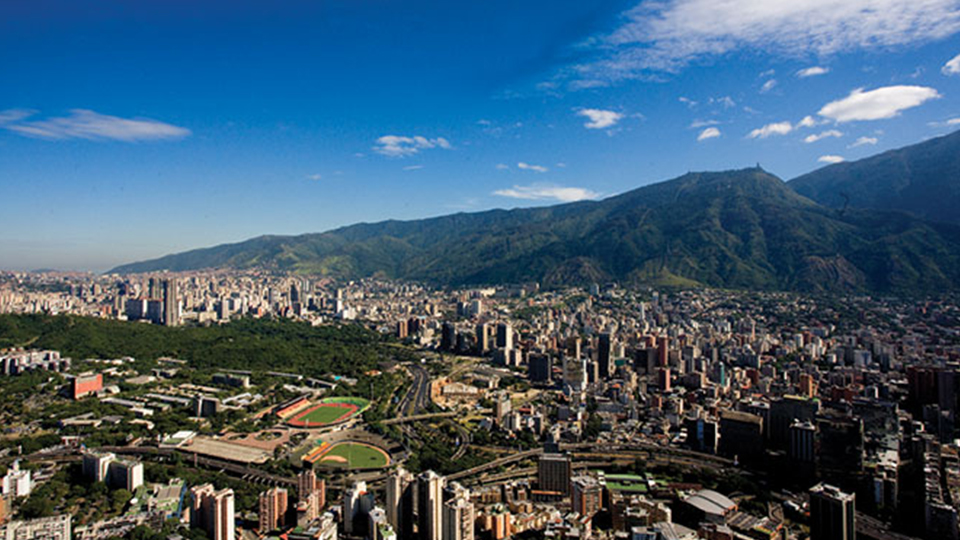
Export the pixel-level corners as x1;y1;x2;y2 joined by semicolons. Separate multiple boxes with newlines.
3;0;960;271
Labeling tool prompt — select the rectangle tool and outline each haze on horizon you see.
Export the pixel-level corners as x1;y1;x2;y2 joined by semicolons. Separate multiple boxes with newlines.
3;0;960;272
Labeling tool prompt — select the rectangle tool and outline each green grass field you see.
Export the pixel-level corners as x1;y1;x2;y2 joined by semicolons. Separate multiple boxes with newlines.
296;404;354;425
318;442;389;469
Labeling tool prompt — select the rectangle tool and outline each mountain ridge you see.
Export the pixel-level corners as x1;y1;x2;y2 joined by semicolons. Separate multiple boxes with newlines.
789;129;960;225
111;166;960;294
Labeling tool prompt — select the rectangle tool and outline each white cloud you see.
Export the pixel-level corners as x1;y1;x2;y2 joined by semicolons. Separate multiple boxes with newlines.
690;119;720;128
797;115;818;128
943;53;960;75
711;96;736;108
698;127;721;141
760;79;778;93
748;121;793;139
403;165;424;171
577;108;624;129
818;85;941;122
517;162;549;173
804;129;843;143
797;66;830;77
495;163;510;170
950;118;960;125
849;136;879;147
493;184;600;202
0;109;36;125
679;96;698;108
0;109;190;141
373;135;451;157
574;0;960;83
818;155;846;164
307;173;323;181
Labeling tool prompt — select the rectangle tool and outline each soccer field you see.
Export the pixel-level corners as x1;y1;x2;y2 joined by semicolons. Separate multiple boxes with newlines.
288;403;356;427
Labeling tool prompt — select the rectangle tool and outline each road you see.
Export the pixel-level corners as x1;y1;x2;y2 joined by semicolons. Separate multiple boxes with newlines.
399;363;431;417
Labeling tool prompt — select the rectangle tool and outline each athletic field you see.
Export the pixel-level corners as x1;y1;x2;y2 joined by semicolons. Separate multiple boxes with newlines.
287;397;370;428
314;441;389;469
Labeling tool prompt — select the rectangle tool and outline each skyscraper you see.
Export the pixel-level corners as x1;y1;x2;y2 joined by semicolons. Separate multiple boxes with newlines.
496;323;513;350
258;487;288;532
297;469;324;510
343;480;369;535
162;278;180;327
386;467;415;539
442;482;474;540
418;470;444;540
190;484;235;540
809;483;855;540
598;332;612;379
475;323;489;354
657;336;669;367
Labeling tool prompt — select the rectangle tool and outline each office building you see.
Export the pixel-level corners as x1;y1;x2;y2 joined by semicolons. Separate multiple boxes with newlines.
496;323;513;350
809;483;855;540
537;453;572;497
719;410;764;462
528;353;552;383
598;333;612;380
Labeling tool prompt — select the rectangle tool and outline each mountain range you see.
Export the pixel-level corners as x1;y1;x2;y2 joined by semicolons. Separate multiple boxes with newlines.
112;131;960;294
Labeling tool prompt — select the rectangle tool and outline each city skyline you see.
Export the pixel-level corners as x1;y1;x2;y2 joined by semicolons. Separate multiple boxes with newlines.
3;0;960;271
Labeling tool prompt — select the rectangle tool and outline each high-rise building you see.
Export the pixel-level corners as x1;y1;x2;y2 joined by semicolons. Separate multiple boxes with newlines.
571;475;602;517
657;367;671;392
719;410;764;462
297;469;323;505
441;322;456;351
537;453;572;497
598;333;612;379
528;354;552;383
789;420;816;465
109;460;143;491
386;468;415;539
189;484;235;540
657;336;669;368
443;483;475;540
475;323;489;354
259;487;288;532
2;460;32;498
162;279;180;327
809;483;855;540
82;452;115;483
147;277;160;300
496;323;513;350
418;470;445;540
343;480;370;535
769;395;820;450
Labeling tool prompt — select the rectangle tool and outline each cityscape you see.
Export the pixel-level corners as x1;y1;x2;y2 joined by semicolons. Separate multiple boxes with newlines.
3;2;960;540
